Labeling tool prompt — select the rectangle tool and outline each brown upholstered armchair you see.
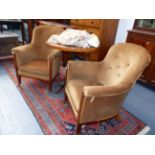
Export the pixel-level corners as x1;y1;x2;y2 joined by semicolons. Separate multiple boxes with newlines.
12;25;64;91
65;43;151;134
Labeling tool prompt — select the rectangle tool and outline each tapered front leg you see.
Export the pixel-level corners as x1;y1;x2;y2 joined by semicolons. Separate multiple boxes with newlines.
115;114;122;121
48;80;53;92
64;92;67;102
13;53;21;87
17;75;21;86
76;123;82;135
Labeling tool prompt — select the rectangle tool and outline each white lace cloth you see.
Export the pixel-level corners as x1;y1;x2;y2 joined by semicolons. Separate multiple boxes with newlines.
47;28;100;48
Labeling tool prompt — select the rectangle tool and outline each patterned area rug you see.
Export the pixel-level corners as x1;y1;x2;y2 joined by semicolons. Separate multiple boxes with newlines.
2;60;146;135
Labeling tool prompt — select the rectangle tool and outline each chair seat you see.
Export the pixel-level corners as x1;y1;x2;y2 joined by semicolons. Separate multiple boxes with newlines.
18;60;49;80
66;79;103;112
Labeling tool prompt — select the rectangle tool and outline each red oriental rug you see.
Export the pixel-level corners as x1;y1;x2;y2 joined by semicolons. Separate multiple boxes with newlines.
2;60;147;135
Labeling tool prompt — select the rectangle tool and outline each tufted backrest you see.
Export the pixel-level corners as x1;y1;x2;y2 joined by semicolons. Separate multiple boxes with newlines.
97;43;151;86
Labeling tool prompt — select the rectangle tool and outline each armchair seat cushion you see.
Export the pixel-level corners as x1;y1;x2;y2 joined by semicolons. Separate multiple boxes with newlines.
18;60;49;79
66;79;95;112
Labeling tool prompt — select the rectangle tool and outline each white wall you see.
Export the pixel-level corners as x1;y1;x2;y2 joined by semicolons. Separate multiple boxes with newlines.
115;19;135;43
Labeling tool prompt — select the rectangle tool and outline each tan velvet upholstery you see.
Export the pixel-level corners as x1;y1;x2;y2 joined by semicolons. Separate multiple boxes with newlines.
12;25;64;90
65;43;151;125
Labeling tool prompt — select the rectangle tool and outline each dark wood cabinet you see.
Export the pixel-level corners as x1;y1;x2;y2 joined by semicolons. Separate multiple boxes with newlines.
126;28;155;87
0;34;18;60
133;19;155;32
147;62;155;84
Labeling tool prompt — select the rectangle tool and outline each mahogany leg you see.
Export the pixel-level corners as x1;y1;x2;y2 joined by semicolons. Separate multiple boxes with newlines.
13;53;21;87
62;92;67;105
115;114;122;121
17;75;21;86
48;80;53;92
76;123;82;135
64;92;67;102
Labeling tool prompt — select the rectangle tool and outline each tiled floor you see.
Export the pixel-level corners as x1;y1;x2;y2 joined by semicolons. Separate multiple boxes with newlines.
0;63;155;135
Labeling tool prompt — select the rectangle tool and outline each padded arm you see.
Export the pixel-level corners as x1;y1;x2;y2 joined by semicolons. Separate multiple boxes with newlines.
48;49;62;60
83;82;133;97
48;49;62;78
12;44;36;66
67;60;100;81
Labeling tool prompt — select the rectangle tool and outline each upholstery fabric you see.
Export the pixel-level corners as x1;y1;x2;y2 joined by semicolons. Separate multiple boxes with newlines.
19;60;48;75
66;79;91;112
18;60;49;80
12;25;64;87
65;43;151;124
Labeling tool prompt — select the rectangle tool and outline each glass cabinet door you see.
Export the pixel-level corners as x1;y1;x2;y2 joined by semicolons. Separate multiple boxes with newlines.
134;19;155;31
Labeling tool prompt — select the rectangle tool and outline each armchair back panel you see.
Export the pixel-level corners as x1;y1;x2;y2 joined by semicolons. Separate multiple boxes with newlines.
98;43;151;86
31;25;64;59
31;25;64;46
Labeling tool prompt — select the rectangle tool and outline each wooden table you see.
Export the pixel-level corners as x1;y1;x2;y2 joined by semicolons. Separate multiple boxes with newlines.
47;42;99;61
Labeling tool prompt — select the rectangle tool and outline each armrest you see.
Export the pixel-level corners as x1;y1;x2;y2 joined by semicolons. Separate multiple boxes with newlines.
48;49;62;78
83;82;133;97
67;60;100;81
48;49;62;60
12;44;36;66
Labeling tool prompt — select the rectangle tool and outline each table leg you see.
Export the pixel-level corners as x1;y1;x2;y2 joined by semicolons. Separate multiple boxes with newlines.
0;24;3;33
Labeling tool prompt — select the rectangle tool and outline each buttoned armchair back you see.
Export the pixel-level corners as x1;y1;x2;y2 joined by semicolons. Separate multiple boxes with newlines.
65;43;151;134
98;43;151;86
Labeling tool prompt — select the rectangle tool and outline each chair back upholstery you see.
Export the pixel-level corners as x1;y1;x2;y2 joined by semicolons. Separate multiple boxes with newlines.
98;43;151;86
31;25;64;46
31;25;64;59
